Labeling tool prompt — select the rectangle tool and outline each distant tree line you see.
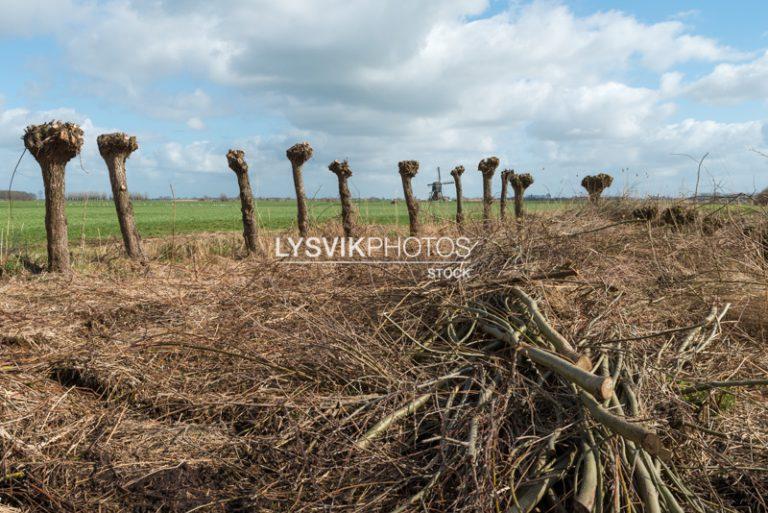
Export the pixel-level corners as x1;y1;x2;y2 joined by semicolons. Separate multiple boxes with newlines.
65;192;149;201
0;190;36;200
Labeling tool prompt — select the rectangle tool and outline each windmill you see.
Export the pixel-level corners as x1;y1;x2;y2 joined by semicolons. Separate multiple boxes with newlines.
427;167;454;201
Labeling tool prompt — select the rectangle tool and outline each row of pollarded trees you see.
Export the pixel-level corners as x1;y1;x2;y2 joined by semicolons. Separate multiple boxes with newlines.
272;150;612;239
21;121;614;273
404;158;538;235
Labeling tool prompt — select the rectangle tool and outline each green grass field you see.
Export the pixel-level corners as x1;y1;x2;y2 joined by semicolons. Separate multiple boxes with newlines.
0;198;570;247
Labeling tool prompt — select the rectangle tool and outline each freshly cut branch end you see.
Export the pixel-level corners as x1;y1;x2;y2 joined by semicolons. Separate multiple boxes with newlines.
226;149;248;175
328;159;352;178
23;120;84;162
581;173;614;202
449;165;465;179
286;142;314;166
477;156;500;176
510;172;534;191
398;160;419;178
96;132;138;158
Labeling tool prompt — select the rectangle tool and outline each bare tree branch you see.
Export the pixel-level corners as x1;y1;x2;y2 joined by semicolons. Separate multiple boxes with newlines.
671;152;709;201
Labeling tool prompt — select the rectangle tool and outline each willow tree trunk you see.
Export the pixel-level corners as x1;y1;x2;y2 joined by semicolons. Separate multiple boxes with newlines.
23;121;84;273
338;177;354;238
482;174;493;228
98;134;145;261
106;157;144;260
398;160;420;237
236;172;258;253
453;173;464;227
513;188;524;218
510;174;533;220
292;164;308;237
329;160;355;238
499;172;510;221
41;162;70;272
478;157;499;230
226;149;258;253
401;176;420;236
286;143;314;238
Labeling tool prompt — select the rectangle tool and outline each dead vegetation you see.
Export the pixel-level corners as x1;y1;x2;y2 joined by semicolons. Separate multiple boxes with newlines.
1;202;767;512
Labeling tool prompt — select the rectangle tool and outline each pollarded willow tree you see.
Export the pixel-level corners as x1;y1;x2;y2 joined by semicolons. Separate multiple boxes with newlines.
510;172;534;218
328;160;356;238
23;121;84;273
97;132;145;262
499;169;512;221
581;173;614;203
286;142;314;237
478;157;500;229
398;160;420;236
450;165;465;228
226;149;259;254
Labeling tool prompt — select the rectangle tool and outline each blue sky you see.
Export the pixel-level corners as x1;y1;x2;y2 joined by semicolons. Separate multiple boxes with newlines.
1;0;767;199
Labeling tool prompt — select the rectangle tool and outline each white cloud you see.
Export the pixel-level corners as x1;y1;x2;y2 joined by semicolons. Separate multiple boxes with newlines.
0;0;86;37
0;105;90;148
157;141;222;174
687;50;768;104
670;9;700;21
186;117;205;130
2;0;765;196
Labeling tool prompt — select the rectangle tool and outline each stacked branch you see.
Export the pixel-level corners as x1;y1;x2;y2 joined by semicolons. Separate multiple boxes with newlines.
342;286;723;513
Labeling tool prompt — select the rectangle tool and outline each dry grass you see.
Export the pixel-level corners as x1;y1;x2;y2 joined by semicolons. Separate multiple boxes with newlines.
1;201;766;512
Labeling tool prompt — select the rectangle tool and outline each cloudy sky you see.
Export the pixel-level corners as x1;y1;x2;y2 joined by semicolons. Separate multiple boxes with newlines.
1;0;767;199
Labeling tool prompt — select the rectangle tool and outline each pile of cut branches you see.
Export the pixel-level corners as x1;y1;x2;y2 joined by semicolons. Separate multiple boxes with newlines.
340;286;728;512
